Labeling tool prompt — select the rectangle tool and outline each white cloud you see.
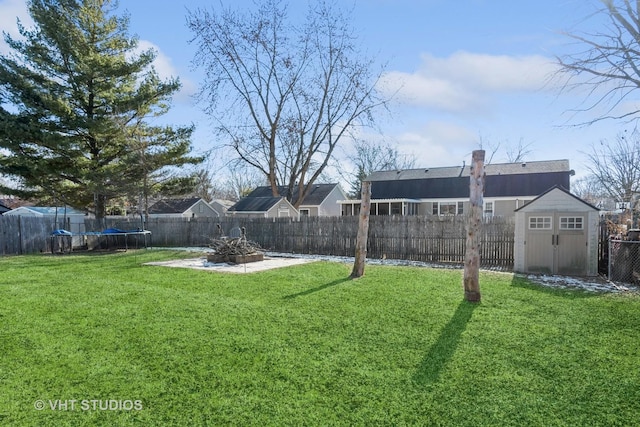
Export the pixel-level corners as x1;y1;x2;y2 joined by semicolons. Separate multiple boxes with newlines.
136;40;197;102
394;121;478;167
378;51;560;114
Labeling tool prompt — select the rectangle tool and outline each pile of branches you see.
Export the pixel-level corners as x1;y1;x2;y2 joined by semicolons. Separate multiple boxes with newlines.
209;237;262;257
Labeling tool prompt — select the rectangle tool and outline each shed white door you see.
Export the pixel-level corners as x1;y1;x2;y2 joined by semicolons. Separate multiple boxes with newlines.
524;213;587;275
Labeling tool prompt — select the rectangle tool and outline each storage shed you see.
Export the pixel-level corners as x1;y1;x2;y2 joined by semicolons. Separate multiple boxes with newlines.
514;186;599;276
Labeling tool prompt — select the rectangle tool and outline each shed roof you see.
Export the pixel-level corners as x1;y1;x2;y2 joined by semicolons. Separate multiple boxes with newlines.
514;185;599;212
148;197;202;214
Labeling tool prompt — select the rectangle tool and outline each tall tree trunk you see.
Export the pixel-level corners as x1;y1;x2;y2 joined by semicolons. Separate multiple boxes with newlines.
95;193;107;221
351;180;371;278
463;150;485;302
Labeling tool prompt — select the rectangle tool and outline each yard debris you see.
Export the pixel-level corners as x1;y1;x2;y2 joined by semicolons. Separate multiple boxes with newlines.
208;226;264;263
209;237;262;257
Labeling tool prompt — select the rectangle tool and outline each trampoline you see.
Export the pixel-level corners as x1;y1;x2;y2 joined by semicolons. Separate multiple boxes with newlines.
49;228;152;253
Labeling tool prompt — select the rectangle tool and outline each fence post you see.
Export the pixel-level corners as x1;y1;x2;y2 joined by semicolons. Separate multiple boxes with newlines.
18;215;23;255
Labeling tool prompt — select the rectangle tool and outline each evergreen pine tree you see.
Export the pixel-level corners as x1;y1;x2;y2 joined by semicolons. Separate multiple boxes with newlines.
0;0;201;218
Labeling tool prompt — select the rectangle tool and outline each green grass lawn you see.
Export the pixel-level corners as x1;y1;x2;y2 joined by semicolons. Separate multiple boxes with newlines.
0;250;639;426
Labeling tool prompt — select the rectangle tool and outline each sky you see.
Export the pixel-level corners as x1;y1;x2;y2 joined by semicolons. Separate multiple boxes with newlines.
0;0;629;183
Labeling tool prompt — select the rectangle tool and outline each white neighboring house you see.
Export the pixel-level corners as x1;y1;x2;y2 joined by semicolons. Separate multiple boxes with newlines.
3;206;86;233
147;197;220;218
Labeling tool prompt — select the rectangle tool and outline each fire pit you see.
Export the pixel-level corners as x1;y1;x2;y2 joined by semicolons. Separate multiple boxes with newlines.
207;226;264;264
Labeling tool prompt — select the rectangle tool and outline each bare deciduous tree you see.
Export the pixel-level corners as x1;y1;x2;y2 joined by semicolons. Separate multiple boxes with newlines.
187;0;387;208
477;134;533;164
195;159;267;202
341;140;416;198
505;138;534;163
556;0;640;124
585;130;640;205
572;174;611;208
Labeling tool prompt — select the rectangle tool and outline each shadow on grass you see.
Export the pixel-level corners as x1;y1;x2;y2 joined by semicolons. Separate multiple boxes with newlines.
413;300;477;386
283;277;352;299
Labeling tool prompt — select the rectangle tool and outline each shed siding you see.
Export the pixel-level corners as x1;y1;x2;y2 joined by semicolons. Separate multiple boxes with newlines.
517;191;590;213
514;211;526;272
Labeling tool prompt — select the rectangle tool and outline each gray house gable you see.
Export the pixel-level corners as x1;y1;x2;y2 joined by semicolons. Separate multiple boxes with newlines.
515;185;599;213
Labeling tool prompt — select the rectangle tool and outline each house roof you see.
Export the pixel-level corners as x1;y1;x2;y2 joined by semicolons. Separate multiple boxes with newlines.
366;159;571;181
245;183;342;206
148;197;202;214
211;199;236;210
368;160;574;199
228;196;284;212
5;206;85;216
0;201;10;214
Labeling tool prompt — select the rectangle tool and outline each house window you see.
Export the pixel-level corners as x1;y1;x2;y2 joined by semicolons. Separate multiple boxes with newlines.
433;201;463;215
529;216;552;229
300;208;310;216
391;203;402;215
484;201;494;218
560;216;583;230
377;203;390;215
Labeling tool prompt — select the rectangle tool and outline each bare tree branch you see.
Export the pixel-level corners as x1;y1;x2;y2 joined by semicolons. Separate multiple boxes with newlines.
584;129;640;203
187;0;388;208
556;0;640;125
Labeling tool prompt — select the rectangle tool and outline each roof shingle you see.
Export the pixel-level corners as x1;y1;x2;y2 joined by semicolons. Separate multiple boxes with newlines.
148;198;201;214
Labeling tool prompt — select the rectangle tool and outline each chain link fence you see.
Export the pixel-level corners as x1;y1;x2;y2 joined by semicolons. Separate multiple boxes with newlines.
609;239;640;284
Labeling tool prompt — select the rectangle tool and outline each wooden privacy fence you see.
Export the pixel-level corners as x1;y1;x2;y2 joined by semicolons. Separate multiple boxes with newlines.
90;215;515;268
0;216;57;255
2;215;515;267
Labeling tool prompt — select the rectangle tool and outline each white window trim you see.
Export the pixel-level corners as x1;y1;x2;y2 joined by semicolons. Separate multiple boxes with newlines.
484;201;494;218
559;216;584;230
529;216;552;230
432;201;464;216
